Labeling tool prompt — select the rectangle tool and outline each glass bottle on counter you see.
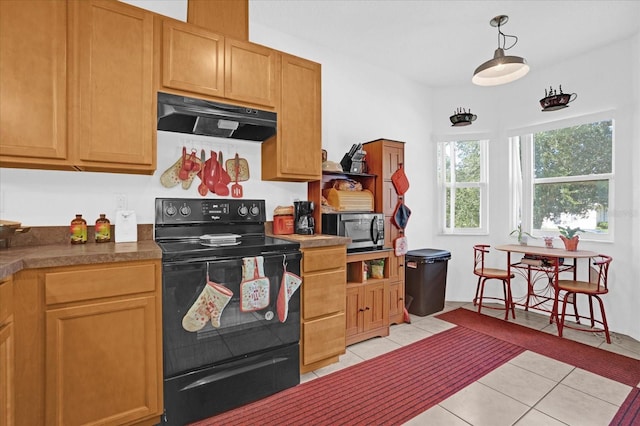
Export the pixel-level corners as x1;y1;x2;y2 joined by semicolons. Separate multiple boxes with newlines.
70;214;87;244
95;214;111;243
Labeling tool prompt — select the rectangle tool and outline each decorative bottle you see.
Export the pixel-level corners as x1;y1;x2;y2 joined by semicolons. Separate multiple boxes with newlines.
95;214;111;243
70;214;87;244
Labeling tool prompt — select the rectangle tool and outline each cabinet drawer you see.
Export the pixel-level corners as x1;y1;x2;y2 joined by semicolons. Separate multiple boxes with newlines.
302;270;346;319
45;262;157;305
0;277;12;325
302;246;346;273
302;313;346;365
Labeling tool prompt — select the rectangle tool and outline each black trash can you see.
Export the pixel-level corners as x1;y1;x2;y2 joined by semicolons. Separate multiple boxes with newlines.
405;249;451;316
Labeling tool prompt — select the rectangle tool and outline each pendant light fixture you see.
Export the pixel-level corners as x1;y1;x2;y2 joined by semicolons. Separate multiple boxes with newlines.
472;15;529;86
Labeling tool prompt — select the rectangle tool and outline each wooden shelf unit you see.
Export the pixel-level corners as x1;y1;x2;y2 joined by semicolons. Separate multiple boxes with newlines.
345;250;391;346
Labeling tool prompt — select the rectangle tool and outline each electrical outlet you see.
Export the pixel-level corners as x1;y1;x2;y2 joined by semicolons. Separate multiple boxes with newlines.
115;194;127;210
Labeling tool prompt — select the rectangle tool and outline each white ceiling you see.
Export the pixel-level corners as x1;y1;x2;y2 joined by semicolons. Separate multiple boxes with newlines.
249;0;640;87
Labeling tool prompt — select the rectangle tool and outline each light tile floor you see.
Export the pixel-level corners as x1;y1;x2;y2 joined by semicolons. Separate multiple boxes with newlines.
300;302;640;426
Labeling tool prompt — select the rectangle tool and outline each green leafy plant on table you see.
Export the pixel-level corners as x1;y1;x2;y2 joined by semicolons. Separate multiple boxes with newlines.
510;224;533;245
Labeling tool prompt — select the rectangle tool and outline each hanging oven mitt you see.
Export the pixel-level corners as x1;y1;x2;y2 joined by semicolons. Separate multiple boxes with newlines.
240;257;270;312
182;281;233;332
276;261;302;323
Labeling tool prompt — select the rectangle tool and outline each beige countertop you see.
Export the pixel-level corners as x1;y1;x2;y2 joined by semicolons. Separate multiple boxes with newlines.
0;240;161;280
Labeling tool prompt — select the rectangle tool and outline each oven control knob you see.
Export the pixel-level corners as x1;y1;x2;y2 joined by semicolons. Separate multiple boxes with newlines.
165;205;177;216
238;205;249;216
179;205;191;216
250;205;260;216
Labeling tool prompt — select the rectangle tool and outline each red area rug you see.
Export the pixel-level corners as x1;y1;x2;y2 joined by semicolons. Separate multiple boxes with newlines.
193;308;640;426
437;308;640;387
192;325;523;425
611;388;640;426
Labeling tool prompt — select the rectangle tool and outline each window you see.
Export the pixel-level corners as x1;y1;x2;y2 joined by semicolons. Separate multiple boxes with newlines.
512;117;614;241
437;139;488;234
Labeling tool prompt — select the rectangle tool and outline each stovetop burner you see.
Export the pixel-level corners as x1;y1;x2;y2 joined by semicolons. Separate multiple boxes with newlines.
154;198;300;261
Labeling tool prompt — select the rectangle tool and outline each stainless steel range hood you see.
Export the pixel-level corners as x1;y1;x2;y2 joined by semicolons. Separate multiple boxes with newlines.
157;92;277;141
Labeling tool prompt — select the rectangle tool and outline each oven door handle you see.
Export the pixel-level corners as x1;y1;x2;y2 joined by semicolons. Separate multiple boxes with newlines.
180;357;288;391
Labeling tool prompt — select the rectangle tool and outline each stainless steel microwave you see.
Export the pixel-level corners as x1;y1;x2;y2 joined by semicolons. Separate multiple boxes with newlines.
322;213;384;252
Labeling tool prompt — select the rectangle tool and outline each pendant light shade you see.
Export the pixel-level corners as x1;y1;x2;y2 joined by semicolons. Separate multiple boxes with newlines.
472;15;529;86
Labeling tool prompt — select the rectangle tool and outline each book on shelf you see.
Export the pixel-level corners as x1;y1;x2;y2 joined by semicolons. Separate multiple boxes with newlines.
522;253;565;267
520;258;544;266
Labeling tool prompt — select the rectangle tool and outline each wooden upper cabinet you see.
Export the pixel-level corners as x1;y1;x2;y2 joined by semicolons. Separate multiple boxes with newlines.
224;39;277;107
68;0;156;173
262;53;321;181
187;0;248;40
159;20;276;108
0;0;69;167
162;19;225;97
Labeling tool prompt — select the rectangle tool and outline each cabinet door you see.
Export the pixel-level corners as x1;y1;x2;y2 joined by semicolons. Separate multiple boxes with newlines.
161;19;224;97
382;142;404;180
262;53;321;181
69;0;155;173
0;0;68;167
302;313;346;365
46;296;160;426
224;38;277;107
363;282;388;332
0;322;13;426
387;255;405;283
345;286;362;338
388;280;405;325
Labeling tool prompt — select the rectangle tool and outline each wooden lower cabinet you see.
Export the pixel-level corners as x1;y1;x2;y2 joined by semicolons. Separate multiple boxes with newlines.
300;245;346;373
0;276;14;426
13;260;163;426
345;251;391;346
345;281;389;345
388;254;406;325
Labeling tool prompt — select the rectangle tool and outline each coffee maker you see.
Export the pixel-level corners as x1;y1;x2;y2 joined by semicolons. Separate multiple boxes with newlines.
293;201;315;235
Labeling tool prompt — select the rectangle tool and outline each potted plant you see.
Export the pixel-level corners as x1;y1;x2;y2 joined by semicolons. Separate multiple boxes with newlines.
558;225;584;251
510;224;533;245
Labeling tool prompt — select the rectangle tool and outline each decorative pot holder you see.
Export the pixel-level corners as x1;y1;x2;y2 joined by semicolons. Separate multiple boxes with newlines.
394;235;408;256
240;257;270;312
392;201;412;229
391;164;410;195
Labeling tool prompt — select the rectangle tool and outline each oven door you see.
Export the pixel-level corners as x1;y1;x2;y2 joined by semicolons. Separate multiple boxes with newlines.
162;251;301;378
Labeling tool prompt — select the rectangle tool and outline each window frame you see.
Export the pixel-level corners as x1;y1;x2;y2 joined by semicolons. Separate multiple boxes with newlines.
509;111;615;242
436;136;489;235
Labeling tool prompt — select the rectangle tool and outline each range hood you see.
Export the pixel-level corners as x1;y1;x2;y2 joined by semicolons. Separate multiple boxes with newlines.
157;92;277;141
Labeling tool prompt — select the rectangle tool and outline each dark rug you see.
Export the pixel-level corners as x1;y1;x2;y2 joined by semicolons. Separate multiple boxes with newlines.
437;308;640;387
192;325;523;425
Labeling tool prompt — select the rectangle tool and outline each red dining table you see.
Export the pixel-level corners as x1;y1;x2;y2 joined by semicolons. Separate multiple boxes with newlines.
495;244;599;330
